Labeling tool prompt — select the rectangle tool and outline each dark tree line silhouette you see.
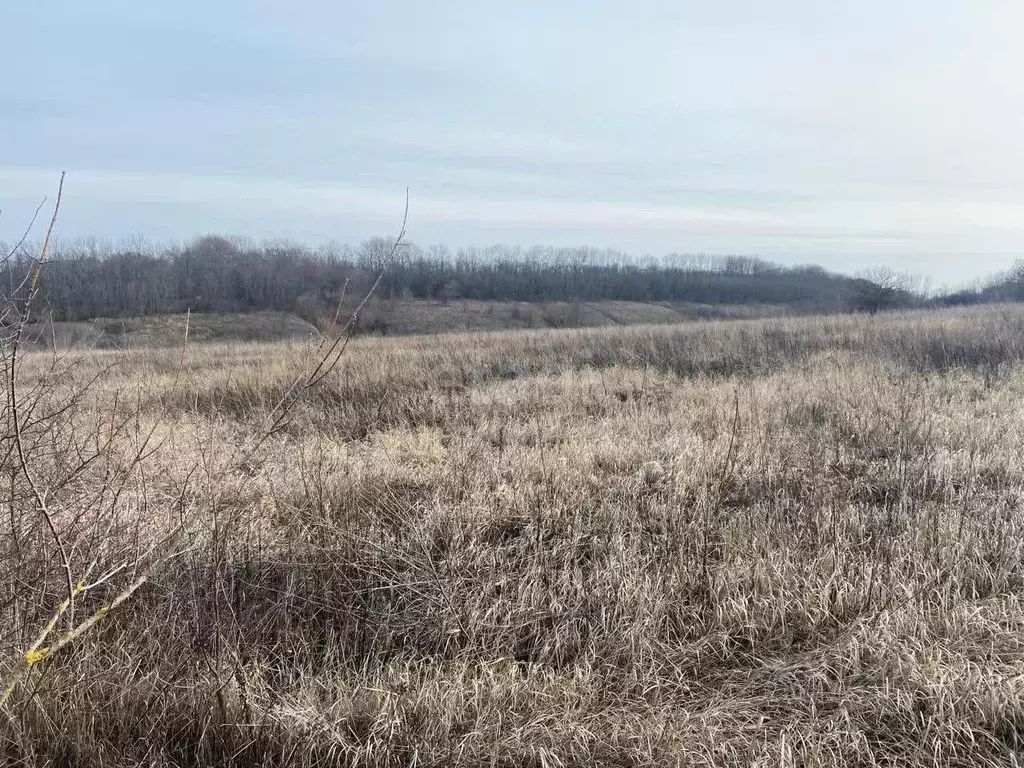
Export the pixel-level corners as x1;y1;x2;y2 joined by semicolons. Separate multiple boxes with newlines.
0;234;933;325
938;260;1024;307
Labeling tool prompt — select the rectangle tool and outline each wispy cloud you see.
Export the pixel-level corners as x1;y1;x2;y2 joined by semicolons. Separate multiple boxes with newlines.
3;0;1024;284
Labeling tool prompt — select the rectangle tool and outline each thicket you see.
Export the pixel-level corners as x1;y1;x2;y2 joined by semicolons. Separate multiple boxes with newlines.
1;235;880;324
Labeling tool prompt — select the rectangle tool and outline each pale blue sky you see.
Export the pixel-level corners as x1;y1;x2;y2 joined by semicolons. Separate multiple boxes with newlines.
3;1;1024;284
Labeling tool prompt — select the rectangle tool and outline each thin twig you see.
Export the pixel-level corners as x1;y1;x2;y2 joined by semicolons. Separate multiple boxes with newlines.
8;174;76;623
0;186;411;706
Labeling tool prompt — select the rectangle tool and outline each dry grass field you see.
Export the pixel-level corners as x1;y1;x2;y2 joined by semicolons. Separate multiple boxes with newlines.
22;301;784;353
6;304;1024;766
28;310;320;350
354;298;787;335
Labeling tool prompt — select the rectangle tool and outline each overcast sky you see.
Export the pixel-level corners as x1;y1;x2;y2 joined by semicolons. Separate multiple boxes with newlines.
3;1;1024;285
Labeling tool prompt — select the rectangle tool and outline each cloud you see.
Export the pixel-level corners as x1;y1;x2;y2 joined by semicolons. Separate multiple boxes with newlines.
3;0;1024;285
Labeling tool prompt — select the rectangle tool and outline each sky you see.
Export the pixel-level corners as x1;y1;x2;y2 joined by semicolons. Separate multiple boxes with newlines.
3;1;1024;286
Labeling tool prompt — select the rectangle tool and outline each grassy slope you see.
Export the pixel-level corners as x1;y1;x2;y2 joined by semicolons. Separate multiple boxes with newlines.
5;304;1024;765
29;300;788;350
358;298;788;334
31;310;319;349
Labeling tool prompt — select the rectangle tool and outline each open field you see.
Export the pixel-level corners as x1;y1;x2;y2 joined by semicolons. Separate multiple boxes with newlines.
354;298;788;336
25;300;787;351
6;304;1024;765
27;310;320;350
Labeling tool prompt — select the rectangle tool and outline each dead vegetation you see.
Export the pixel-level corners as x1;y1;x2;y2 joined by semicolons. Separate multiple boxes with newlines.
6;302;1024;765
25;310;319;350
351;297;787;335
23;299;783;352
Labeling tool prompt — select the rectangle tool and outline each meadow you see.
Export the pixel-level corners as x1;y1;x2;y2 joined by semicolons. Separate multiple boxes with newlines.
5;304;1024;766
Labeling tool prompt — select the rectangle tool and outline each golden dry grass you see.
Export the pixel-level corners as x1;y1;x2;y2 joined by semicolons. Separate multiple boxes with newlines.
5;304;1024;766
355;297;785;335
32;310;319;350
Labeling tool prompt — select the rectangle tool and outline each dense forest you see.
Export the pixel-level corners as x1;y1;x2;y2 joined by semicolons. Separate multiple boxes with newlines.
0;235;935;327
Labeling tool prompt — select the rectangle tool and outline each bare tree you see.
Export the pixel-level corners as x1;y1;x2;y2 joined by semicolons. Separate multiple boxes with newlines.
852;266;916;314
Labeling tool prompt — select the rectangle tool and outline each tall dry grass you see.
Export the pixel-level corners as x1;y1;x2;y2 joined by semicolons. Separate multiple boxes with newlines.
5;304;1024;765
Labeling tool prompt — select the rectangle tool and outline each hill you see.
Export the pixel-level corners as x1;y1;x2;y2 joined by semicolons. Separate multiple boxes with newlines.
355;298;787;335
26;310;318;349
22;301;788;350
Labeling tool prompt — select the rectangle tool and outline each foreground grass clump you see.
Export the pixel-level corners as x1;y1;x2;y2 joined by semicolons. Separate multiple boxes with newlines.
5;304;1024;766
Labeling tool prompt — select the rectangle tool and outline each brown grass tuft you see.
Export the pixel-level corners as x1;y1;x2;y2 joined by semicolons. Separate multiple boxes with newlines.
6;304;1024;765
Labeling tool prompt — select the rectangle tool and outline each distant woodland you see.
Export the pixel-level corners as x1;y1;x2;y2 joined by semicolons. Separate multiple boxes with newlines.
1;234;1016;328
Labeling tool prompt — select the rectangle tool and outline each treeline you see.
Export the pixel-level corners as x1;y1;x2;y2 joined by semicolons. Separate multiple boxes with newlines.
1;235;912;325
934;260;1024;307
